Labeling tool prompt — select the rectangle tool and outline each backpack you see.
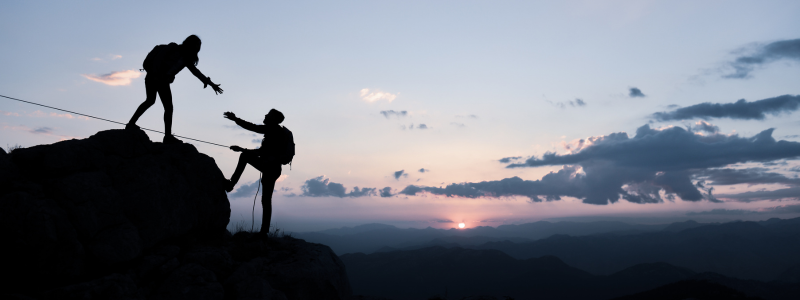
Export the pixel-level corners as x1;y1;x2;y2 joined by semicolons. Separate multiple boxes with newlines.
142;43;178;73
277;126;295;166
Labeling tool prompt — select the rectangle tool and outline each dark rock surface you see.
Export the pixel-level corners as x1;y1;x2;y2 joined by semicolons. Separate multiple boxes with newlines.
1;129;352;300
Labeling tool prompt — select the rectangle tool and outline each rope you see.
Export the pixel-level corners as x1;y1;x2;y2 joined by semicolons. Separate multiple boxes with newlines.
0;94;229;148
252;172;262;232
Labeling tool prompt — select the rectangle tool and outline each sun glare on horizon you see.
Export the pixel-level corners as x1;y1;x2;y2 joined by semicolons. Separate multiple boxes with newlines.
458;222;466;228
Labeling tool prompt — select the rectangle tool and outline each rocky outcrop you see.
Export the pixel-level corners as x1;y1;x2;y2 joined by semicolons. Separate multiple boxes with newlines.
0;129;351;300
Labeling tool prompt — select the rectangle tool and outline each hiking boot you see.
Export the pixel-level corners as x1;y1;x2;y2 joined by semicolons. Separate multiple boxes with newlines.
163;135;181;144
125;123;140;131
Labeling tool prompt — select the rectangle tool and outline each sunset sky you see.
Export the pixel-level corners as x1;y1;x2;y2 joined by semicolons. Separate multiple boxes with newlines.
2;1;800;231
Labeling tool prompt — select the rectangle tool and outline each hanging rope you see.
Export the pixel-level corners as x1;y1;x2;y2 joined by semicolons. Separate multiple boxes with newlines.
251;172;262;232
0;94;229;148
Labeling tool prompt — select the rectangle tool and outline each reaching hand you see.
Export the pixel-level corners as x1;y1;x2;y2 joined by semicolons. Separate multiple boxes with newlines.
223;111;236;120
230;145;245;152
203;77;223;95
210;83;223;95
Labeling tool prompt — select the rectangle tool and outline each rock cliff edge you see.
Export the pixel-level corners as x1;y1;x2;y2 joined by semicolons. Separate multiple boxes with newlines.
0;129;351;300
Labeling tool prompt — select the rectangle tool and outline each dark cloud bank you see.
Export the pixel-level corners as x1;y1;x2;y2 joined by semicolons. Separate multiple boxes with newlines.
725;38;800;79
653;94;800;121
302;176;383;198
401;125;800;204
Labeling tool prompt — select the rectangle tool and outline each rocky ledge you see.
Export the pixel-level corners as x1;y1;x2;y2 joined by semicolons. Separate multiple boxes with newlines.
0;129;351;300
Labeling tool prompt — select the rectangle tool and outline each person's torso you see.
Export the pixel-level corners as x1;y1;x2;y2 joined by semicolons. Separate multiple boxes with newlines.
258;125;286;158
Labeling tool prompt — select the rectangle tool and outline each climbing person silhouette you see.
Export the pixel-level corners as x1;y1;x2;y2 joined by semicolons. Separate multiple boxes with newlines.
126;35;223;143
223;109;294;234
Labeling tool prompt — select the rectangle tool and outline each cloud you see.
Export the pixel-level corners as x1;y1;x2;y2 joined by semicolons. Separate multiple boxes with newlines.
696;168;800;186
402;123;429;130
691;121;719;133
456;114;479;119
498;156;523;163
716;187;800;202
393;170;407;180
724;38;800;79
379;187;394;197
230;181;261;198
30;127;53;134
687;204;800;215
380;110;408;118
450;122;465;128
300;176;377;197
546;98;587;109
360;88;397;103
91;54;123;62
491;124;800;204
1;125;80;141
252;139;262;144
419;168;429;173
82;70;141;86
652;95;800;121
400;167;587;202
629;87;645;98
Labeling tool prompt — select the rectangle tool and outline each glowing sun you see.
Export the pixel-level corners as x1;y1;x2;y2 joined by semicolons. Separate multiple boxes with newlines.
458;223;466;229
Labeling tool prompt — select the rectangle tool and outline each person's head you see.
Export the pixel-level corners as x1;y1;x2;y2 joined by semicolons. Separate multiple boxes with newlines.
180;35;201;66
264;109;285;125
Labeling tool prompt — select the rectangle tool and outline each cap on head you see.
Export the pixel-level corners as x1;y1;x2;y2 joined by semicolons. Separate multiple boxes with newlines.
266;109;285;124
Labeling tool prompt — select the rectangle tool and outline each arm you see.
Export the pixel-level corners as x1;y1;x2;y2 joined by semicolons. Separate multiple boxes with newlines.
229;145;257;153
187;65;223;95
224;112;266;133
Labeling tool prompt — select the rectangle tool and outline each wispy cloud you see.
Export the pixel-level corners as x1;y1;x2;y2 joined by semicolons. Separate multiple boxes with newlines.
360;88;397;103
652;95;800;121
82;69;141;86
90;54;123;62
1;125;81;141
687;203;800;215
723;38;800;79
380;110;408;118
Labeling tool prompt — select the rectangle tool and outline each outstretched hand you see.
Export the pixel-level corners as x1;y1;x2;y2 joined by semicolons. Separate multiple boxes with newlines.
230;145;245;152
223;111;236;120
210;83;223;95
203;77;223;95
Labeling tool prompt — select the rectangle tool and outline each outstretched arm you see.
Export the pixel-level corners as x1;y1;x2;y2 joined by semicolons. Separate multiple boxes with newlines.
224;112;265;133
188;65;223;95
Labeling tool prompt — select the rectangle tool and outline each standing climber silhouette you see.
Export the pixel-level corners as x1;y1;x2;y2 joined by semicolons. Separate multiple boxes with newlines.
223;109;294;234
127;35;223;143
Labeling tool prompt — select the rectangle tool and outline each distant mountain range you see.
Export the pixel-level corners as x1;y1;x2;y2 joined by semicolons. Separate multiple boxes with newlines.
297;217;800;299
294;220;685;255
341;246;800;300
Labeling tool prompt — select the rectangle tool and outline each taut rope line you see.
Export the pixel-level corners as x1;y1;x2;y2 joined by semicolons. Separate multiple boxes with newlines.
1;94;229;148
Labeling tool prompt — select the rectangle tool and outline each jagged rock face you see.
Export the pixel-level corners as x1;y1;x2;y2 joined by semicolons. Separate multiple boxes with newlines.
1;130;353;300
1;129;230;291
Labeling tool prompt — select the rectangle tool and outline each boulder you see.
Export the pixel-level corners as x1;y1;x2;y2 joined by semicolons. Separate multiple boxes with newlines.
1;129;229;291
1;129;353;300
